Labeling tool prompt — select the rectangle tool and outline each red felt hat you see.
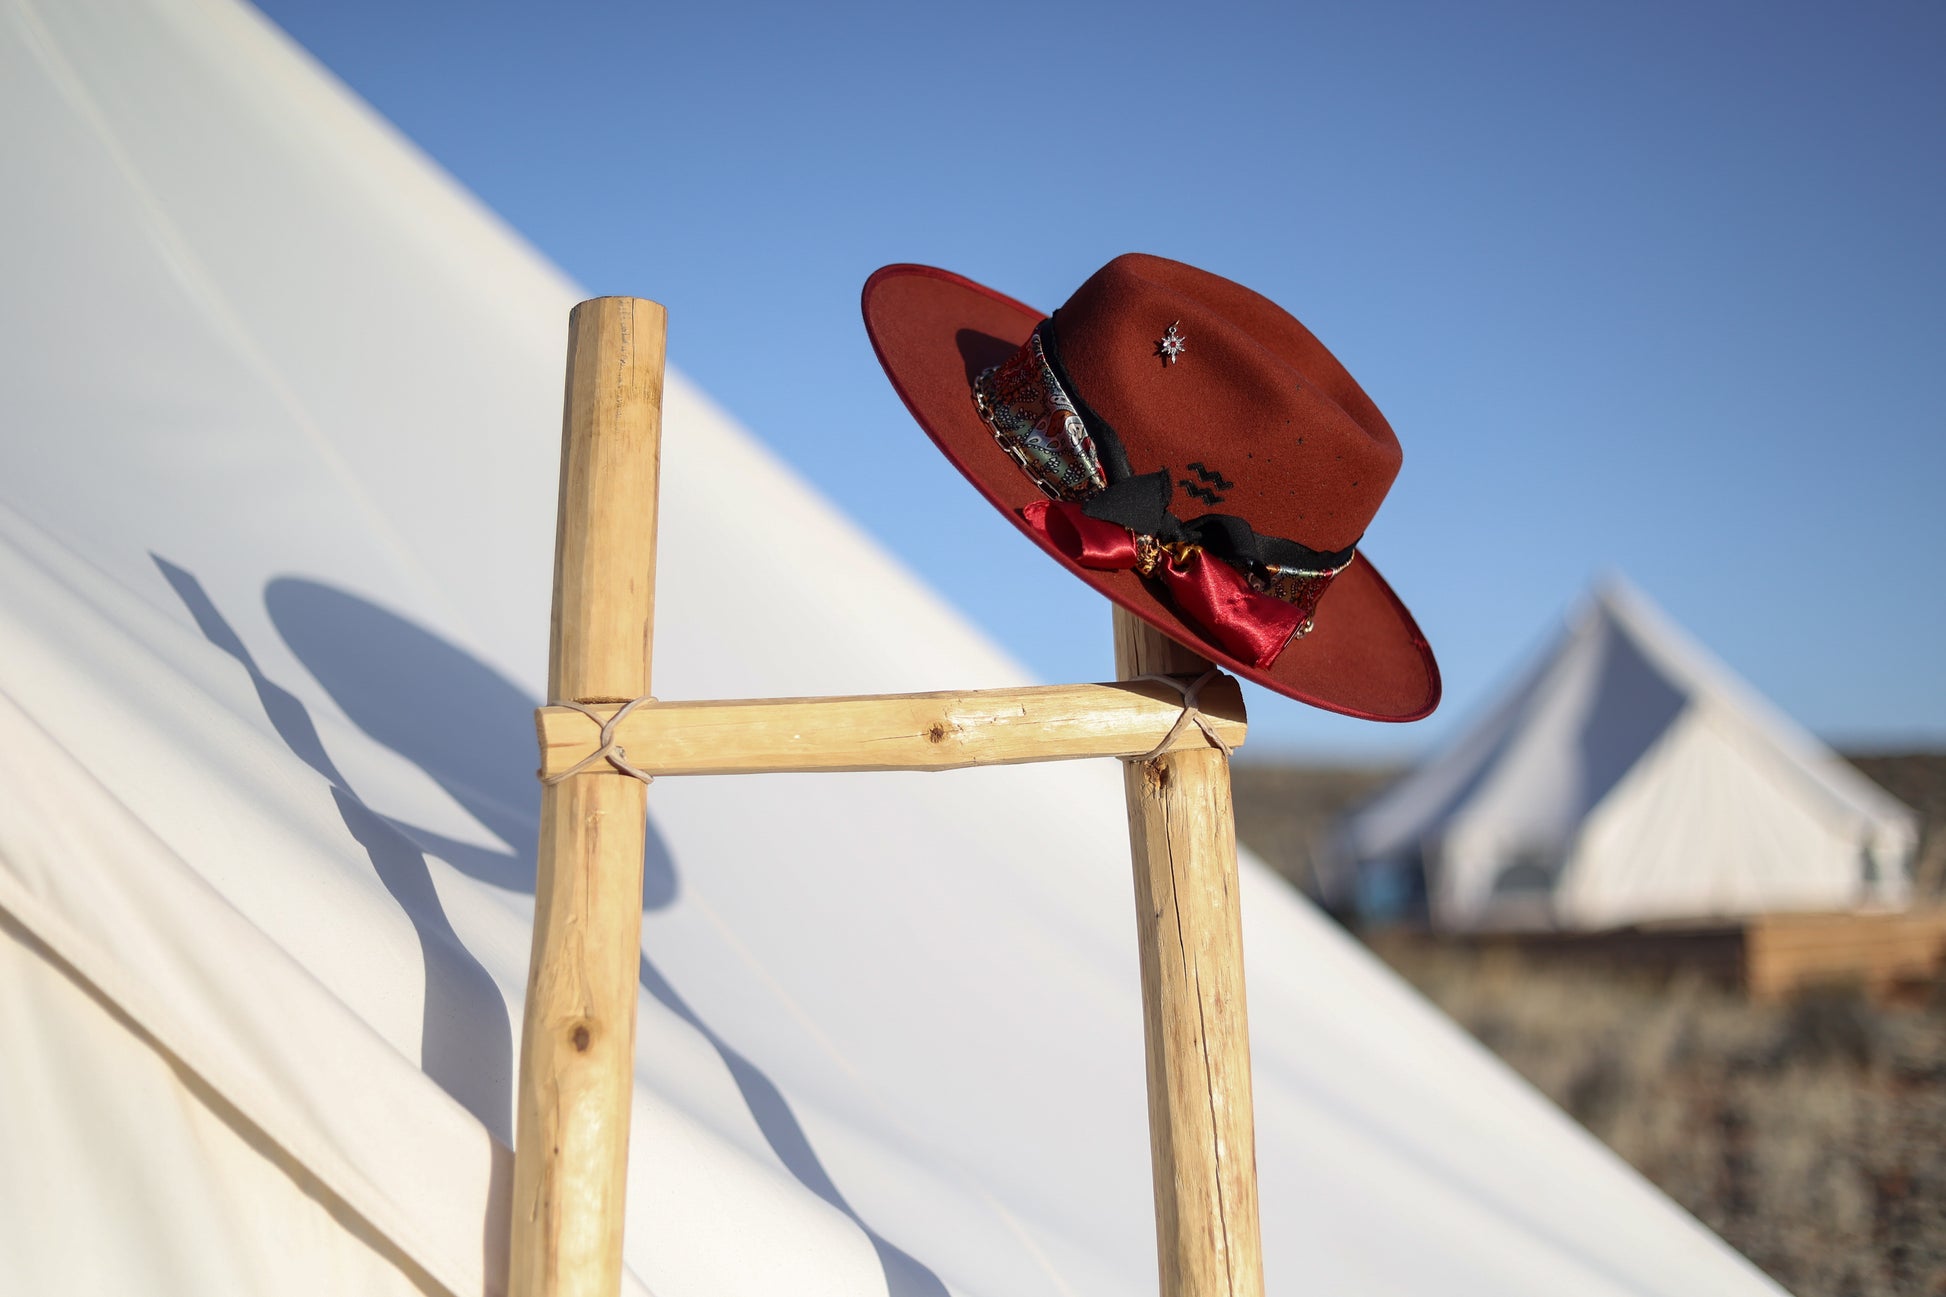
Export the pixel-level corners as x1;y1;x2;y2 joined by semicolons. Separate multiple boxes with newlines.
861;254;1439;722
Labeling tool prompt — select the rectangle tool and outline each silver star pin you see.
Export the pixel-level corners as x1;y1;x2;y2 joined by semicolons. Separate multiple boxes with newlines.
1157;321;1187;365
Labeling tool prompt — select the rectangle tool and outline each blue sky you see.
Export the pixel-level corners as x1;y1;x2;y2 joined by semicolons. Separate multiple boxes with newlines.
255;0;1945;759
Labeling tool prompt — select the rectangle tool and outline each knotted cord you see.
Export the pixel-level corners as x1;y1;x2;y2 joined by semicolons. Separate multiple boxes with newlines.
539;696;658;785
1125;669;1234;763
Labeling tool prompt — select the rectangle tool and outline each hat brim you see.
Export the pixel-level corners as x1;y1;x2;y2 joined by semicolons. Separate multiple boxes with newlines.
863;263;1440;722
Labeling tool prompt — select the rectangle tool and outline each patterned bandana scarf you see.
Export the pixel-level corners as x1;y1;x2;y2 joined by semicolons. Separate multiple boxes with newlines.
973;325;1355;668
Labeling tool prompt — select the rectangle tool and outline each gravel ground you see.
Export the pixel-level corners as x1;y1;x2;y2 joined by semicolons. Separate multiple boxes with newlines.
1366;938;1946;1296
1234;753;1946;1296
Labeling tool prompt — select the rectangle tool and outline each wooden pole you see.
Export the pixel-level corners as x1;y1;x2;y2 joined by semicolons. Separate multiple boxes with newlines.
534;677;1248;777
505;295;1266;1294
510;297;667;1297
1114;606;1265;1297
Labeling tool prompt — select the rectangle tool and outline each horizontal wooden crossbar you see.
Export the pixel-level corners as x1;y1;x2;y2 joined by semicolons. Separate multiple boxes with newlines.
535;676;1247;778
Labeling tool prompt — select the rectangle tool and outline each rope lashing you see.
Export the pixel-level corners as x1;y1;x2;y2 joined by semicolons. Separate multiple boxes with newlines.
538;696;658;785
1125;669;1234;763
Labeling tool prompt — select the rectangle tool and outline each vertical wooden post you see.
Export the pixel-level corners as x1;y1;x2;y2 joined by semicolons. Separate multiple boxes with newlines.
1115;606;1265;1297
510;297;667;1297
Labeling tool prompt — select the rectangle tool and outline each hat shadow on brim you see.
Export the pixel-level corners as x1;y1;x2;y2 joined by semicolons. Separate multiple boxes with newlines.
863;263;1440;722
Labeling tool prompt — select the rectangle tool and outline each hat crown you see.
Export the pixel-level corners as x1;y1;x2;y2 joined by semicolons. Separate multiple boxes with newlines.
1052;254;1401;553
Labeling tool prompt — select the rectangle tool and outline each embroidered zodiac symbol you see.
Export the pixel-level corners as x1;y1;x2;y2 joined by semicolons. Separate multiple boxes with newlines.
1187;462;1234;490
1179;462;1232;505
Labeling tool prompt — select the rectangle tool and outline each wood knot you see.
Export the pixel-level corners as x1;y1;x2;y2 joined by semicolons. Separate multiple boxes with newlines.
571;1024;592;1052
926;722;948;744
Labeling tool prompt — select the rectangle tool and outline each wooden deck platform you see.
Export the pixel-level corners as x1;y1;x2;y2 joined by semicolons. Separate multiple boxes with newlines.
1402;908;1946;1002
1743;908;1946;1001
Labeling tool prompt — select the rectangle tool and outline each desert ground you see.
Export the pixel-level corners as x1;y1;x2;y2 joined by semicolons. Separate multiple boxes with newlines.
1234;754;1946;1297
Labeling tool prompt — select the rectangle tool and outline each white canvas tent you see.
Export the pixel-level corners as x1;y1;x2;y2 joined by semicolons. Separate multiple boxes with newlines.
0;1;1786;1293
1330;581;1917;932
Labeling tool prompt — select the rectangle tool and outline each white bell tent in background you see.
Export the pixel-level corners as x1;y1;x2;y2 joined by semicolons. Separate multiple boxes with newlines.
0;0;1784;1294
1329;580;1917;932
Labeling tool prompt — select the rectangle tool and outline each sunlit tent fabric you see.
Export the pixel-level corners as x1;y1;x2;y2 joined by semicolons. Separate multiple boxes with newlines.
0;1;1786;1294
1329;582;1917;932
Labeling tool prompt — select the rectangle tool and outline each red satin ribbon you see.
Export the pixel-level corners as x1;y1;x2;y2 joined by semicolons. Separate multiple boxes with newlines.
1023;499;1311;668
